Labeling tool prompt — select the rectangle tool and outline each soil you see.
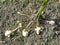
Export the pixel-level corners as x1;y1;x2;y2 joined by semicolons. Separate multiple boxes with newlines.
0;0;60;45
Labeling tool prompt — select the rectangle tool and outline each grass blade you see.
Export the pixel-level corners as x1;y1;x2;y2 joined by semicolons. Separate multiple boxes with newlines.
37;0;49;19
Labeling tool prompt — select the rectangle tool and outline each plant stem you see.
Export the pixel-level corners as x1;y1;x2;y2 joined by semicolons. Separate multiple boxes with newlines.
37;0;49;19
23;21;33;31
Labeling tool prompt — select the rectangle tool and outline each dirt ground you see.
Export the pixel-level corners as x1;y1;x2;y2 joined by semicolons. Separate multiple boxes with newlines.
0;0;60;45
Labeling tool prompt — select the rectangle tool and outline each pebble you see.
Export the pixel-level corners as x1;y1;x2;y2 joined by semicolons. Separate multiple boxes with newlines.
46;20;55;25
35;27;41;34
22;29;28;37
5;30;11;37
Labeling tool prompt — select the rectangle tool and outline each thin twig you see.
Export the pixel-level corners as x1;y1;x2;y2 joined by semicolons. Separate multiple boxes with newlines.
23;21;34;31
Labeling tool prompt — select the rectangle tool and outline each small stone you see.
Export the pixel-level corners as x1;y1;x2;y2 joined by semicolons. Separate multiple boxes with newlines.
5;30;11;37
35;27;41;34
22;29;28;37
17;12;20;14
55;31;59;35
46;20;55;25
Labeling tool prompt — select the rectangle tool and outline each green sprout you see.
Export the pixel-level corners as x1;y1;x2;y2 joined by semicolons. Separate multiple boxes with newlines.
35;0;49;34
37;0;49;19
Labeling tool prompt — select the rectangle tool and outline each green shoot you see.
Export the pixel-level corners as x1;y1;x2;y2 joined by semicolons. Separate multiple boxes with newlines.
37;0;49;19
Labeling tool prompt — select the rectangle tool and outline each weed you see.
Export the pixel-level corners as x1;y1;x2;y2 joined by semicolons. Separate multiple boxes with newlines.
37;0;49;19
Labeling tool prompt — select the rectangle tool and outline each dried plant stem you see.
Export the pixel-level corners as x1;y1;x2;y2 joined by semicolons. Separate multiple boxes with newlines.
23;21;34;31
